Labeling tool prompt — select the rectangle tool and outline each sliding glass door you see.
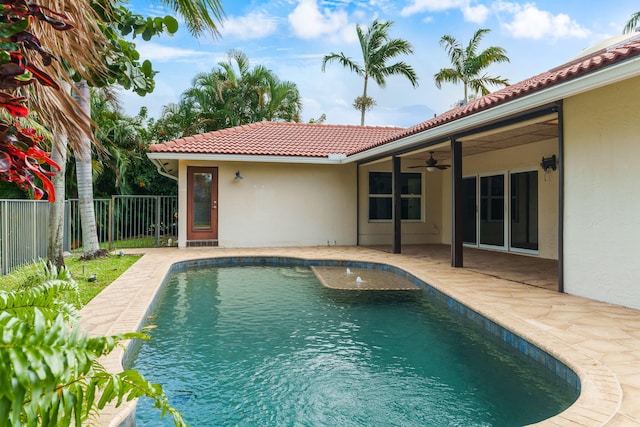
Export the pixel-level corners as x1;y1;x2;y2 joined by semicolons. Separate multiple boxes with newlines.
463;170;538;253
463;177;477;245
510;171;538;251
480;174;505;248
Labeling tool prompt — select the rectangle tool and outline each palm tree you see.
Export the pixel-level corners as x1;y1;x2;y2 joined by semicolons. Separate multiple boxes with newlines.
73;81;103;257
623;11;640;33
322;19;418;125
262;74;302;122
68;0;225;258
177;49;302;134
434;28;510;105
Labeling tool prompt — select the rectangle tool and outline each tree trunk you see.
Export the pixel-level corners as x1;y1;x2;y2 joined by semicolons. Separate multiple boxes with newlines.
73;81;101;257
47;135;67;269
360;76;368;126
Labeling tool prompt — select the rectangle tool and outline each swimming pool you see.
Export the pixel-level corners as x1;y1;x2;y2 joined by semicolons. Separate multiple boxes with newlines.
130;262;579;426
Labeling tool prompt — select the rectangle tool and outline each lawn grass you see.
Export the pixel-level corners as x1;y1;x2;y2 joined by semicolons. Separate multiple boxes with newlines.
0;254;142;308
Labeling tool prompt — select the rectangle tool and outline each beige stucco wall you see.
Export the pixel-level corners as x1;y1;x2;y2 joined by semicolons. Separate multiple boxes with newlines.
358;140;559;259
358;160;443;245
563;76;640;309
440;140;559;260
177;160;357;248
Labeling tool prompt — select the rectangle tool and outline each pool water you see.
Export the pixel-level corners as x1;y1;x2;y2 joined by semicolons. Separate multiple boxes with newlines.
131;265;578;426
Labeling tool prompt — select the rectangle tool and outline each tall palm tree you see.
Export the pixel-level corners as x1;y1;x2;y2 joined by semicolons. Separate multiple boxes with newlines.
322;19;418;125
623;11;640;33
73;81;103;257
434;28;510;105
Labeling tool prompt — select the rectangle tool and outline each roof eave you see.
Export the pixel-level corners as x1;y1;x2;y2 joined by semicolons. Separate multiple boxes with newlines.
348;55;640;163
146;152;351;165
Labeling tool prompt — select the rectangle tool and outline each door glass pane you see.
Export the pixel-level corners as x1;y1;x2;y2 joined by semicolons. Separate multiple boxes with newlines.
480;175;504;246
193;172;212;230
463;177;477;244
511;171;538;251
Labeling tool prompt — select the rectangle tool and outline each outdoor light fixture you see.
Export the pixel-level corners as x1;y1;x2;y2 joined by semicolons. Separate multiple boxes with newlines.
234;170;244;180
540;155;557;172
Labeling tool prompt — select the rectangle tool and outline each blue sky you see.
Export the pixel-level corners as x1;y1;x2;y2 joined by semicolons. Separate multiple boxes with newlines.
124;0;635;127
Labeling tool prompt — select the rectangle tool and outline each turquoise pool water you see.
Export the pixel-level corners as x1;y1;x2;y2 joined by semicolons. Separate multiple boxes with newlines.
131;265;578;426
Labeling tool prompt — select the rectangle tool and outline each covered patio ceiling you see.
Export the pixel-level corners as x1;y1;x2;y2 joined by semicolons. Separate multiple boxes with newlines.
398;113;559;164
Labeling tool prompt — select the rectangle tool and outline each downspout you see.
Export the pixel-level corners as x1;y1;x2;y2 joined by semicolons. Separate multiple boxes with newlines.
557;100;565;293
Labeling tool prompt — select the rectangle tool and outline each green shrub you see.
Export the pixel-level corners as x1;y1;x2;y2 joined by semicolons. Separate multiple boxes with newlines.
0;262;186;426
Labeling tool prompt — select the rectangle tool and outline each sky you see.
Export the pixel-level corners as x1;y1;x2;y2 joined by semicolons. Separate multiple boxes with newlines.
123;0;636;127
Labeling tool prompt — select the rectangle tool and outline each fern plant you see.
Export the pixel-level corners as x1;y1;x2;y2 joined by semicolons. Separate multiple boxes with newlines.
0;262;187;426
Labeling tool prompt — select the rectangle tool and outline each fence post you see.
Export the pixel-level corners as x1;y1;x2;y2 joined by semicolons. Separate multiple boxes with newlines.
32;201;37;262
155;196;161;247
108;196;114;251
1;201;6;275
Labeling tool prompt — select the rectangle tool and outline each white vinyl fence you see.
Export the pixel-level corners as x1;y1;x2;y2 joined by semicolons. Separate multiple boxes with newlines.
0;196;177;275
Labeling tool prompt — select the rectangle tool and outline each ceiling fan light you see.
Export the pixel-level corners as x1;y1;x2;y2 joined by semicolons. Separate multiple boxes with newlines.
426;166;437;172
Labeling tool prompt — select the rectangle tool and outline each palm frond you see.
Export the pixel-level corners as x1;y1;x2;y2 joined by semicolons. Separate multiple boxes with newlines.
21;1;112;152
623;11;640;34
321;53;364;76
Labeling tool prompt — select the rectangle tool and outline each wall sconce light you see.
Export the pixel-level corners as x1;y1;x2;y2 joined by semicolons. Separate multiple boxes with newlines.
234;170;243;180
540;155;557;172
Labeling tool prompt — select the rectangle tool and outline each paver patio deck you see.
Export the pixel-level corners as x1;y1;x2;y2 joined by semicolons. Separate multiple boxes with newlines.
79;246;640;426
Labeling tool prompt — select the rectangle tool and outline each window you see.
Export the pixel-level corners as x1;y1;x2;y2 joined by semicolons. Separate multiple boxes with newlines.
368;172;422;221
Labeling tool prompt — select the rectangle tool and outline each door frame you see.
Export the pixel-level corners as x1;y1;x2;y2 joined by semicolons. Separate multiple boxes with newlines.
463;167;539;255
186;166;218;244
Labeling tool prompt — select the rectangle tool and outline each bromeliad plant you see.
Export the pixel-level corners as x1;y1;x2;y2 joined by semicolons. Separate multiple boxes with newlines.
0;262;187;425
0;0;66;201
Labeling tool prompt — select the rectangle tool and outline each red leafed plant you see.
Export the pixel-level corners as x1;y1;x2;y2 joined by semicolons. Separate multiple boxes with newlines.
0;0;75;201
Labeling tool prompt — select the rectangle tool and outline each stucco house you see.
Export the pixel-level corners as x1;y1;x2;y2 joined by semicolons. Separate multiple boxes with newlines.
148;34;640;310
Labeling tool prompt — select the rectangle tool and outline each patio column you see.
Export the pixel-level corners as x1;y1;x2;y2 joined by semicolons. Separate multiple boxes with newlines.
451;139;463;267
392;155;402;254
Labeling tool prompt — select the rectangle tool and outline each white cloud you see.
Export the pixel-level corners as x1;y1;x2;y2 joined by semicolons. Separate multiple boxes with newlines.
401;0;468;17
135;42;208;62
496;2;590;40
462;4;490;23
400;0;488;23
219;13;279;40
288;0;350;40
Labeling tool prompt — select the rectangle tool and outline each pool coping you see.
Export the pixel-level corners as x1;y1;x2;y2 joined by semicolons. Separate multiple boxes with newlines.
79;247;640;426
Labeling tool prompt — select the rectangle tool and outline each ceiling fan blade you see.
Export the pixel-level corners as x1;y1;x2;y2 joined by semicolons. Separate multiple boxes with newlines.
408;165;427;169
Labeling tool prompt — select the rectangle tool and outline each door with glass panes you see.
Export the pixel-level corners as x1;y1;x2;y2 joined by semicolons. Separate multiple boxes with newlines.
462;170;538;252
187;167;218;242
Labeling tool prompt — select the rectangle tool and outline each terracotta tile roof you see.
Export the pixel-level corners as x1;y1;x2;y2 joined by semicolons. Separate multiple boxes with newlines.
354;37;640;153
150;37;640;159
148;121;404;157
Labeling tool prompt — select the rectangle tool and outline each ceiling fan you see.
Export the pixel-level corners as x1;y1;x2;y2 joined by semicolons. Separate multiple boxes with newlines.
409;151;450;171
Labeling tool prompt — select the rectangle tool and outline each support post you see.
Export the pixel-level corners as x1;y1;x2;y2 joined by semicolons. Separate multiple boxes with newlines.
392;155;402;254
557;101;564;293
451;139;463;267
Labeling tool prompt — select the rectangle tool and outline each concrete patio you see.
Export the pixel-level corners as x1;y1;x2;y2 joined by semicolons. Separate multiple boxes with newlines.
79;246;640;426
